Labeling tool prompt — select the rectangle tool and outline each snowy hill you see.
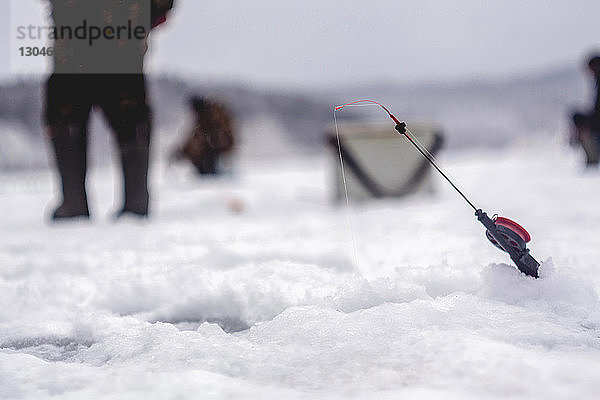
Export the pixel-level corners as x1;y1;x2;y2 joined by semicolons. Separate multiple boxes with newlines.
1;143;600;398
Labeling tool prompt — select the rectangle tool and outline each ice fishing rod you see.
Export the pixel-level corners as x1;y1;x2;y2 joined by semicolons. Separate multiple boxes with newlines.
335;100;541;278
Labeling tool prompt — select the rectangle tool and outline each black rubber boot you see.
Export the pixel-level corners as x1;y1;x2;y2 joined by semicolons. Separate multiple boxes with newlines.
116;122;150;218
49;124;90;221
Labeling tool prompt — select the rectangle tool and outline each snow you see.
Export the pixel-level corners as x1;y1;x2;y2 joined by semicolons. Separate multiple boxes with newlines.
0;123;48;171
1;141;600;399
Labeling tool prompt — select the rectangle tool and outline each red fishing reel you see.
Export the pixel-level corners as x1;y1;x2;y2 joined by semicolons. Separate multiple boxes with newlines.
485;216;531;253
476;210;540;278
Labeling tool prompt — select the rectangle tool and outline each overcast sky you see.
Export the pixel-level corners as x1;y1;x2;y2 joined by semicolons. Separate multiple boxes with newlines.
2;0;600;88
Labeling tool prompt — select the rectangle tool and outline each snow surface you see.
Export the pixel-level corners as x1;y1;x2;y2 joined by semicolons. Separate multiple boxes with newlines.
1;143;600;399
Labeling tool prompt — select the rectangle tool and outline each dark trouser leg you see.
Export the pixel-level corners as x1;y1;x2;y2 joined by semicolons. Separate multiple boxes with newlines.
590;131;600;166
581;133;600;166
116;121;151;217
198;150;219;175
48;123;90;220
572;112;600;166
45;73;92;221
100;74;152;218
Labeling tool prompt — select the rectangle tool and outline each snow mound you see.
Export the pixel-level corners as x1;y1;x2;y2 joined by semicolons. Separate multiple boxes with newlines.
2;147;600;398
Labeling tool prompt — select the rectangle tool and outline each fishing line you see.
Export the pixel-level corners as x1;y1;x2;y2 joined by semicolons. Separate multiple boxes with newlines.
332;101;406;269
332;100;419;267
332;100;405;267
333;107;360;267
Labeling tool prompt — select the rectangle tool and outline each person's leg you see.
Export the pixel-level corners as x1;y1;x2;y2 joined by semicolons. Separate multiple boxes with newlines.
45;74;93;220
100;74;152;217
117;120;151;217
200;149;219;175
581;132;599;166
589;117;600;167
572;112;599;166
590;130;600;167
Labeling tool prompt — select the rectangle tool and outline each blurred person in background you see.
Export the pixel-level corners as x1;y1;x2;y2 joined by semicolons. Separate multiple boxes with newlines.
170;96;235;176
571;54;600;168
44;0;174;220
